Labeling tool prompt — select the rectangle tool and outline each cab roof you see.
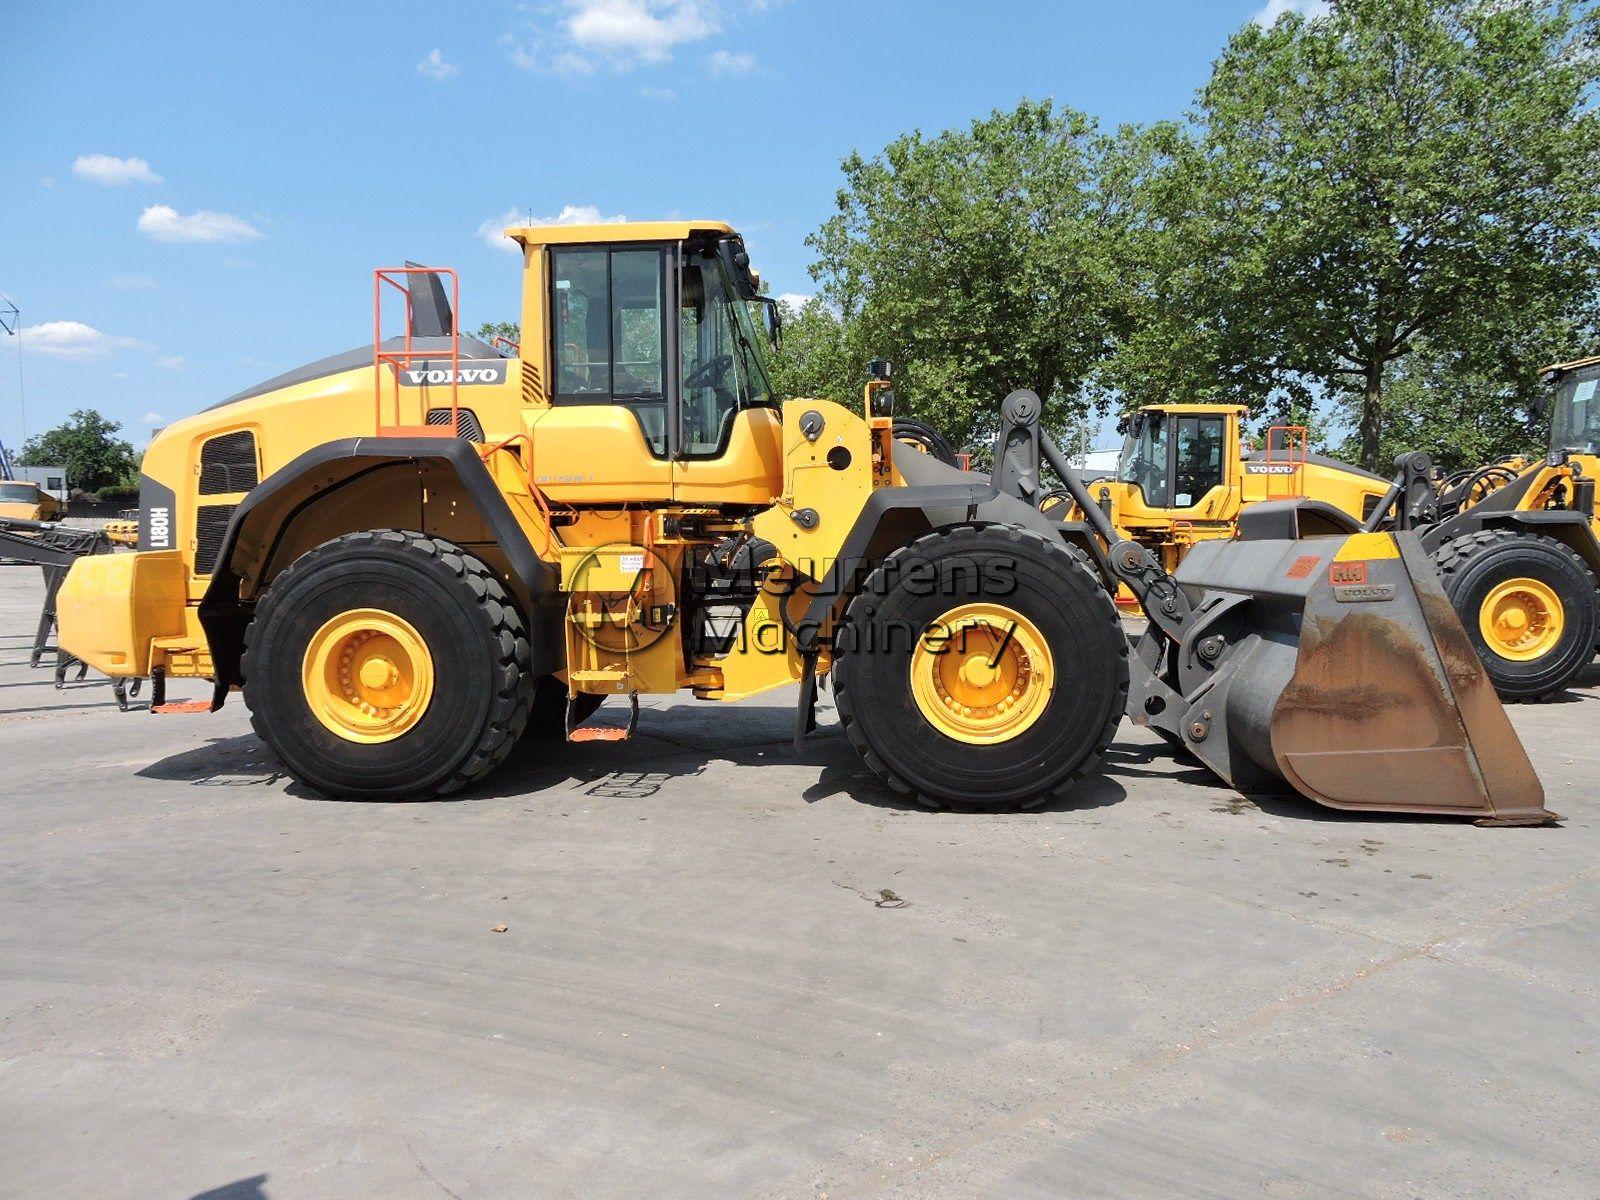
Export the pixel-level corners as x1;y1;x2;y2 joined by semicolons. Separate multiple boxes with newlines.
504;220;735;247
1542;355;1600;375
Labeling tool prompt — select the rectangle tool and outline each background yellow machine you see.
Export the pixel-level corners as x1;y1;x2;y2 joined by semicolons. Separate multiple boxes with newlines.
56;220;1552;822
1059;396;1597;701
1063;403;1392;575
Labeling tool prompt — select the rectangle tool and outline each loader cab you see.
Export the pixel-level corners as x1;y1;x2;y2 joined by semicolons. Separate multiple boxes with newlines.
1546;360;1600;458
1115;406;1235;516
519;221;784;507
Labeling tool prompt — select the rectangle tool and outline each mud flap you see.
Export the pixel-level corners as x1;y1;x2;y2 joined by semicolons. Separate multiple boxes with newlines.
1137;531;1555;824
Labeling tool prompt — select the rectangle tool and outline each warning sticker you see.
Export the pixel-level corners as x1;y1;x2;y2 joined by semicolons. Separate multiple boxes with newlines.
1286;555;1321;579
1329;561;1368;586
619;553;645;574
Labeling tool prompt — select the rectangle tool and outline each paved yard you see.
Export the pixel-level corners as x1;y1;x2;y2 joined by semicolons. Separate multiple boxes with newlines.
0;563;1596;1200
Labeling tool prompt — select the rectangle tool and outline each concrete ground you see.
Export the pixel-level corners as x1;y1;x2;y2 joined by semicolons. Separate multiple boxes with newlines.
0;563;1596;1200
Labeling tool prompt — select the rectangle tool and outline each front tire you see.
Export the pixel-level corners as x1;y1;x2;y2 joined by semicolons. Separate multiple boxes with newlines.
242;530;534;799
833;524;1128;810
1433;529;1598;702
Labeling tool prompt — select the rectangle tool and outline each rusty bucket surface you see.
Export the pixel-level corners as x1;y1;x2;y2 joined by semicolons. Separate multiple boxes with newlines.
1270;533;1553;824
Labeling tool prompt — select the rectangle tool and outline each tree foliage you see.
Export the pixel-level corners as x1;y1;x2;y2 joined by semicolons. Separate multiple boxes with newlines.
18;409;136;493
807;99;1138;449
1114;0;1600;468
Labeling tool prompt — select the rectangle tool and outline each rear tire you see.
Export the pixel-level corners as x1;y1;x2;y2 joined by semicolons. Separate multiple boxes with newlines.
242;530;534;799
1432;529;1598;702
833;524;1128;810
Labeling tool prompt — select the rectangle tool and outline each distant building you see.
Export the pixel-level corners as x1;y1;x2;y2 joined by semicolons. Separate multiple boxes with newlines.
1068;448;1122;482
14;465;69;500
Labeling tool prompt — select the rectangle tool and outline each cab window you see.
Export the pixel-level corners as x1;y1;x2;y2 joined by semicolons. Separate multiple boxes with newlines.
1118;412;1170;506
679;248;775;459
1173;415;1225;507
551;246;668;455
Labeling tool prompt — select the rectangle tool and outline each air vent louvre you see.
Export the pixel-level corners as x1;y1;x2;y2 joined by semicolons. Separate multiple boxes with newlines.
425;407;485;441
521;361;544;405
198;430;259;495
195;504;236;575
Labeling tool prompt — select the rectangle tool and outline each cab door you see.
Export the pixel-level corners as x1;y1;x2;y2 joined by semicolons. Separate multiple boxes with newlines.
1169;413;1229;517
529;243;674;505
670;245;783;506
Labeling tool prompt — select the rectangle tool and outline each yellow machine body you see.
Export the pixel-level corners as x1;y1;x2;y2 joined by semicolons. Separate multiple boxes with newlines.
1075;403;1393;579
55;220;1550;820
57;221;879;709
0;481;66;522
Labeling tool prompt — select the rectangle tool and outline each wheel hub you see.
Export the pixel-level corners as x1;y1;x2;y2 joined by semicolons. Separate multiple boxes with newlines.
303;609;436;742
909;603;1054;744
1479;577;1564;661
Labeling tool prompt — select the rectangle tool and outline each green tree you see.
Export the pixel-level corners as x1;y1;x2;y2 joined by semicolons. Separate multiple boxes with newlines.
1118;0;1600;469
474;321;521;348
764;297;860;405
808;98;1138;448
18;409;136;493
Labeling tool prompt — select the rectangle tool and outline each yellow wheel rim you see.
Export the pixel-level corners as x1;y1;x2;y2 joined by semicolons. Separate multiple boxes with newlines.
301;608;435;743
909;603;1054;744
1478;577;1565;661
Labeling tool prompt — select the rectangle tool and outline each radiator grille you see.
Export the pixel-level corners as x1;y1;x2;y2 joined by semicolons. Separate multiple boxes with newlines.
195;504;236;575
425;407;485;441
198;430;259;495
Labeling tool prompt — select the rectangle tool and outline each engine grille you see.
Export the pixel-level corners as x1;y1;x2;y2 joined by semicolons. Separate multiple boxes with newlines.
194;504;236;575
426;407;485;441
199;430;259;495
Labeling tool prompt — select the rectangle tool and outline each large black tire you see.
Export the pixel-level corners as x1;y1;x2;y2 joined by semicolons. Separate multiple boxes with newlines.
832;524;1129;810
524;677;605;738
1432;529;1599;702
242;530;534;799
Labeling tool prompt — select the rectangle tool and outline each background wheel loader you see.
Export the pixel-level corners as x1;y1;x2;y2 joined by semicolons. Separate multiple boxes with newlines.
1058;393;1599;701
54;220;1552;823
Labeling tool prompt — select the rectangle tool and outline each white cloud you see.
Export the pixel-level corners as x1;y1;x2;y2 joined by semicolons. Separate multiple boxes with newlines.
156;355;185;369
705;49;755;76
475;204;628;253
505;0;726;74
137;205;263;244
776;292;811;310
1253;0;1330;25
72;154;164;186
108;274;157;291
639;85;677;100
142;411;164;423
21;321;151;358
417;48;459;80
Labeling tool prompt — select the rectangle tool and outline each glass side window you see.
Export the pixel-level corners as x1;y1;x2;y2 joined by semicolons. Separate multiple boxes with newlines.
1173;416;1225;507
551;246;668;455
680;250;775;459
0;483;38;503
1117;412;1170;506
1550;370;1600;457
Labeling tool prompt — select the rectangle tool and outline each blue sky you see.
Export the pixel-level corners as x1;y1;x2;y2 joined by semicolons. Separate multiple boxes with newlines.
1;0;1315;455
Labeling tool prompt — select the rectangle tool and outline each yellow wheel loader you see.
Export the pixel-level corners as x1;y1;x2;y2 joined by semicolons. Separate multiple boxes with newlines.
1057;404;1395;577
55;221;1551;822
1061;395;1598;701
1410;358;1600;701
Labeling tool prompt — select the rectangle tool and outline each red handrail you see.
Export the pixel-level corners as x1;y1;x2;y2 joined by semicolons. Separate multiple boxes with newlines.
373;267;459;437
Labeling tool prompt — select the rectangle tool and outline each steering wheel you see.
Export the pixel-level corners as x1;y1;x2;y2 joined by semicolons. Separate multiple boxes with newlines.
684;353;734;390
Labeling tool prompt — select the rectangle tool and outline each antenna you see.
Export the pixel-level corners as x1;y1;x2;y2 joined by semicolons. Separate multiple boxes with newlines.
0;293;23;446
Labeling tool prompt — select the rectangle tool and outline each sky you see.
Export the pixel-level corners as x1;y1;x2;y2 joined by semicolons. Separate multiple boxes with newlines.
0;0;1323;457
